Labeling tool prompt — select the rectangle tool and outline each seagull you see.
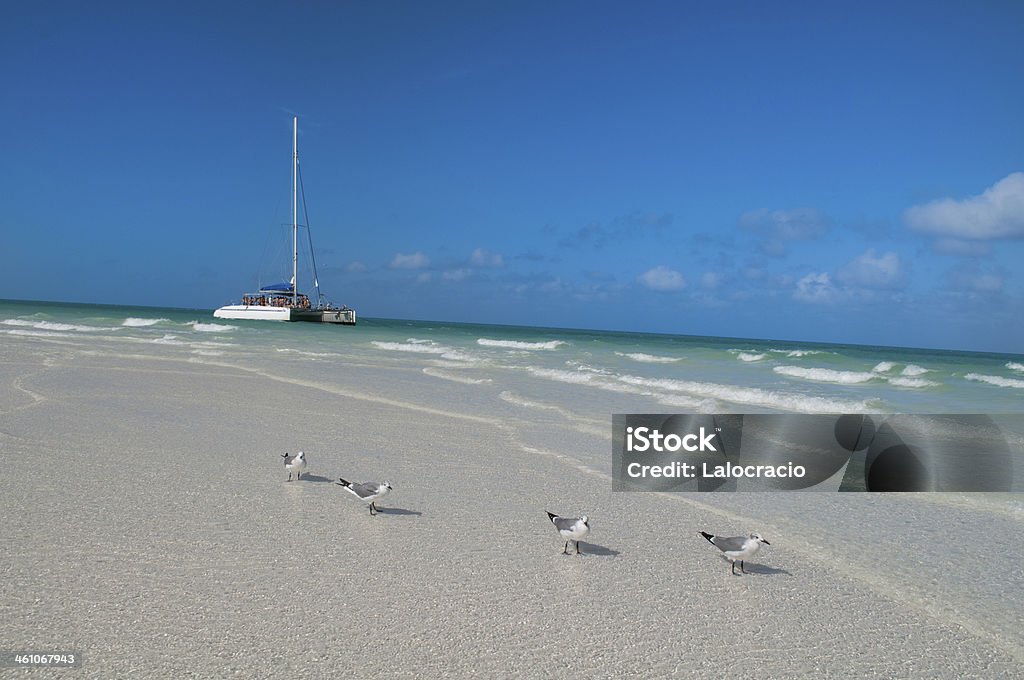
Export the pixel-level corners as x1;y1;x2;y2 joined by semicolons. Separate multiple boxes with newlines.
281;451;307;481
547;512;590;555
699;531;770;575
336;478;393;515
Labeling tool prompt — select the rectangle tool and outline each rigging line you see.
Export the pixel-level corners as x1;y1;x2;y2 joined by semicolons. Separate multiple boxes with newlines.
296;161;325;306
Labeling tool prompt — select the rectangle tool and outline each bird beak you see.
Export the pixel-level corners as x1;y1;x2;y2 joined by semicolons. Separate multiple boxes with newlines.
762;539;771;545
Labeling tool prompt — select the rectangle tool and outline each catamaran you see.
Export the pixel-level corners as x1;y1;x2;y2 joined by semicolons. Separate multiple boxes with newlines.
214;117;356;325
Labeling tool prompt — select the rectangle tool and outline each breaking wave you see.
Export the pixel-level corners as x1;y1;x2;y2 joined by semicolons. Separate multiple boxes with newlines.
372;339;475;362
774;365;877;385
768;348;828;357
777;364;938;388
191;321;236;332
122;317;167;327
477;338;566;350
2;318;110;333
614;352;681;363
886;376;940;388
965;373;1024;389
617;374;876;413
522;365;875;413
373;340;451;355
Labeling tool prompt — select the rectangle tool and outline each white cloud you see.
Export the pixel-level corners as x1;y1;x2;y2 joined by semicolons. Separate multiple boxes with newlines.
793;272;838;303
346;261;367;273
443;268;470;281
470;248;504;268
904;172;1024;239
390;252;430;269
638;266;686;291
931;238;992;257
415;271;432;284
743;266;765;280
837;249;905;289
700;272;723;289
967;274;1004;292
738;207;828;257
539;278;567;294
948;264;1005;293
739;207;828;240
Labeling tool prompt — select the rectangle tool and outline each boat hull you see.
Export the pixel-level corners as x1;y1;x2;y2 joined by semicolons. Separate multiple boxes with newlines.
295;308;357;325
213;305;292;321
213;305;356;325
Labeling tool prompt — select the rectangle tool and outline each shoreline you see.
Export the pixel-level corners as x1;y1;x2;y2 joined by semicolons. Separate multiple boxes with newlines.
1;342;1022;677
5;296;1024;360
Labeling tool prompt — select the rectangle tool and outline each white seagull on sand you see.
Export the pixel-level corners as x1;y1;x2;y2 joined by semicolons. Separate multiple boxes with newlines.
547;512;590;555
336;478;393;515
281;451;307;481
699;531;770;575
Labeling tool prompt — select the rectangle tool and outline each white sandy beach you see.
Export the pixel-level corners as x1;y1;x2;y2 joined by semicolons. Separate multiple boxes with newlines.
2;339;1022;678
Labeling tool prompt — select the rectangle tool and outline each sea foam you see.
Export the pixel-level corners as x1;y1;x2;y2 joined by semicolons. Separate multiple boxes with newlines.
617;374;875;413
191;321;236;332
614;352;681;363
521;362;874;413
964;373;1024;389
774;365;877;384
769;348;827;357
2;318;108;333
477;338;566;350
372;339;475;362
3;328;71;338
737;352;767;362
122;317;167;327
886;376;940;388
373;340;451;355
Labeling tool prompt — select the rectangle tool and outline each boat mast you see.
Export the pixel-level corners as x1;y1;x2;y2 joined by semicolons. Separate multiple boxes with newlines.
292;116;298;307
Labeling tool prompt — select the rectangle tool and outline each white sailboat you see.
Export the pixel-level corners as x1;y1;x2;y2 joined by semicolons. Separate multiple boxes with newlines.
214;117;356;325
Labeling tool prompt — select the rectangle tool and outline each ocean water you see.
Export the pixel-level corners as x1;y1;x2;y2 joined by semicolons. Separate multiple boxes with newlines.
3;298;1022;416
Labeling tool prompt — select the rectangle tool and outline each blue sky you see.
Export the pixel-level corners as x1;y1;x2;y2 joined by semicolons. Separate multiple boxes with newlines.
3;1;1023;352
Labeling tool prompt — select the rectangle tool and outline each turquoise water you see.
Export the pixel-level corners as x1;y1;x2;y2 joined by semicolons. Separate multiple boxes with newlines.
3;298;1022;415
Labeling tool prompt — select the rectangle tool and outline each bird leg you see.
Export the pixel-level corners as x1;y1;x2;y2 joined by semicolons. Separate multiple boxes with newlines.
576;541;583;555
369;503;376;516
563;541;570;555
731;561;738;575
740;561;747;574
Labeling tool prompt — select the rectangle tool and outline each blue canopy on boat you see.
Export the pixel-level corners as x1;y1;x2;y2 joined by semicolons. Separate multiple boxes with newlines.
259;283;294;293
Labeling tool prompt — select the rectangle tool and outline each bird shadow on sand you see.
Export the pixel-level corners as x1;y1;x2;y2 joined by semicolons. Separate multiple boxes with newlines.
374;507;423;517
739;563;791;576
574;542;620;557
293;474;334;483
